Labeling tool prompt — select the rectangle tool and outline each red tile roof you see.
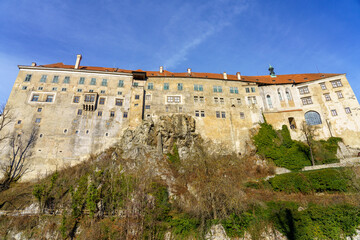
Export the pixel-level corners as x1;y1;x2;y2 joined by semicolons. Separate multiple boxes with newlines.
38;62;342;85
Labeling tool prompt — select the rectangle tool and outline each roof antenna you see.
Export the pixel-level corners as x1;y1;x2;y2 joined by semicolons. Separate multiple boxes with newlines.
315;65;320;73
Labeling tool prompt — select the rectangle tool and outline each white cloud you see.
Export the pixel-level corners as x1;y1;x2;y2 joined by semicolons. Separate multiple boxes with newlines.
161;0;249;68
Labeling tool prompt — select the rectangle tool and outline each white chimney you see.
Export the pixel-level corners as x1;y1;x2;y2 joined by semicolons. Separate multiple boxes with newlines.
236;72;241;80
223;72;227;79
159;66;164;73
31;62;37;67
187;68;191;74
75;54;82;69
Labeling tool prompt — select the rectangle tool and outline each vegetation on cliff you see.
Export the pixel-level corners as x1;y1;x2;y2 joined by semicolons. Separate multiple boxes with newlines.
0;120;359;239
253;123;342;170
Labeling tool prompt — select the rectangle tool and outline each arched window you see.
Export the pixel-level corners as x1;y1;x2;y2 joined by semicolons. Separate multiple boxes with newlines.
278;89;283;101
286;88;292;101
305;111;322;125
266;95;273;108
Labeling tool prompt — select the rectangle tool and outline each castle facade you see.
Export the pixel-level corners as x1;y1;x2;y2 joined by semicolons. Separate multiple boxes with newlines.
2;55;360;179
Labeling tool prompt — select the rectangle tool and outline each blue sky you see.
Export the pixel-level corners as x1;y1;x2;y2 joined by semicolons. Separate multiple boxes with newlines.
0;0;360;102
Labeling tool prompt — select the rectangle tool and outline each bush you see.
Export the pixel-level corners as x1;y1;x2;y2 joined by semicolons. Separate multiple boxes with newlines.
253;123;311;170
268;168;353;193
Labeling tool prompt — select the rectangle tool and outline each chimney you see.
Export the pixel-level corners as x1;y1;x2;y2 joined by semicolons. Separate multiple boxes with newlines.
223;72;227;79
75;54;82;69
159;66;163;73
236;72;241;80
31;62;37;67
187;68;191;74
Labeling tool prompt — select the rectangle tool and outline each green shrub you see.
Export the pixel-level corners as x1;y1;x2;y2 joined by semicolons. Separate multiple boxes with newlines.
170;214;200;237
222;212;254;237
253;123;311;170
268;168;352;193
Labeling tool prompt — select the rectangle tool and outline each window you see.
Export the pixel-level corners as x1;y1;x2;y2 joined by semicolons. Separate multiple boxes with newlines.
100;90;105;94
288;117;297;129
64;129;68;133
145;105;150;109
216;111;220;118
220;98;224;104
213;86;222;93
148;83;154;90
99;98;105;105
77;89;82;92
240;112;245;119
230;87;239;94
266;95;273;108
251;87;256;93
324;94;331;101
52;76;59;83
331;80;343;88
166;106;169;112
79;77;85;84
35;118;41;123
123;112;128;118
101;79;107;86
245;87;250;93
336;91;344;99
194;84;203;91
305;111;322;125
22;86;27;90
194;96;198;102
85;94;95;102
135;95;140;100
31;94;39;102
133;82;138;87
24;74;32;82
285;89;292;101
278;89;283;101
145;95;151;100
63;76;70;84
331;109;338;116
201;110;205;117
301;97;313;105
52;87;57;91
89;90;94;92
37;108;42;112
177;83;183;90
117;91;122;95
179;106;183;112
221;111;226;118
18;120;22;124
214;97;219;103
118;80;124;87
195;110;199;117
40;75;47;82
167;96;181;103
345;107;351;114
77;109;82;115
164;83;169;90
73;96;80;103
98;111;102;117
38;87;43;90
110;111;115;117
62;88;67;91
115;99;123;106
237;98;241;104
320;82;327;90
199;96;204;102
299;86;310;95
90;78;96;85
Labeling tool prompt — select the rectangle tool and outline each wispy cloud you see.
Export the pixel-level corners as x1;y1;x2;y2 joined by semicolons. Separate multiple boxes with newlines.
160;0;249;69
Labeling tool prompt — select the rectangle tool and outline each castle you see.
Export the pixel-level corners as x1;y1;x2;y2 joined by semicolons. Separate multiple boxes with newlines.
1;54;360;179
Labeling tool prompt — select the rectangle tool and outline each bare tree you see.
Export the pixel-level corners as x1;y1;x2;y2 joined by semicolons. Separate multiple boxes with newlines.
0;127;38;192
0;104;12;145
300;121;316;166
